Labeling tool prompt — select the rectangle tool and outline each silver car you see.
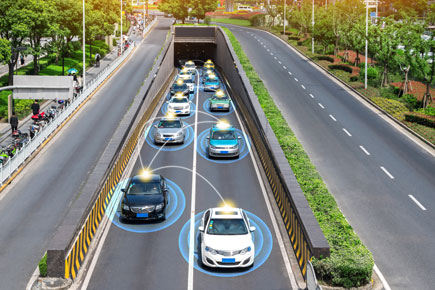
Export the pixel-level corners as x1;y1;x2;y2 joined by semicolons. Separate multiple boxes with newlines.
167;96;191;116
154;117;186;144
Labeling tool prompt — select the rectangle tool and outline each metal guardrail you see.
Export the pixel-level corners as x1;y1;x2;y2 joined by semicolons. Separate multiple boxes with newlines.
0;42;136;186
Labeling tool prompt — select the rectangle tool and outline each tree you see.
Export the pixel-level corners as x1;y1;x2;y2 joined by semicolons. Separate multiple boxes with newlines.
0;0;31;85
265;1;280;27
342;22;365;66
293;0;312;36
189;0;218;23
367;17;402;87
312;6;334;54
159;0;189;23
0;38;11;64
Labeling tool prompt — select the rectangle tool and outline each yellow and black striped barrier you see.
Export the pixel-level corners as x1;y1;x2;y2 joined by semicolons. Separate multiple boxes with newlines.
64;68;176;280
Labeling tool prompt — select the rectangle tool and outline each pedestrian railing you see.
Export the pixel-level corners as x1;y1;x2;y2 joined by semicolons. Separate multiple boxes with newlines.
0;42;136;186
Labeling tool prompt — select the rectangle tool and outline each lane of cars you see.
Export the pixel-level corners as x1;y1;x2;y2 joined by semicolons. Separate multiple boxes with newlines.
85;59;293;289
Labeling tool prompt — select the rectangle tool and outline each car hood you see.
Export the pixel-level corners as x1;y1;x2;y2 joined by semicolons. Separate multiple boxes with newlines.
123;194;163;206
169;102;189;107
156;128;183;134
210;139;238;146
210;99;229;104
205;81;219;85
203;234;253;251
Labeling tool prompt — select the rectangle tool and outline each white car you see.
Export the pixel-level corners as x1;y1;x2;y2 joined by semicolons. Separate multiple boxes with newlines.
178;69;195;93
167;96;191;115
199;207;255;268
184;60;196;75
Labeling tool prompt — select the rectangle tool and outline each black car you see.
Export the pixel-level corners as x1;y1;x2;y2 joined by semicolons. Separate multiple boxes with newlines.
170;81;189;96
120;174;168;222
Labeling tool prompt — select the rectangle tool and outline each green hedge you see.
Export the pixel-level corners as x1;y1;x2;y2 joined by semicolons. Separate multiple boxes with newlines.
221;26;374;288
315;55;335;63
405;112;435;128
328;64;353;74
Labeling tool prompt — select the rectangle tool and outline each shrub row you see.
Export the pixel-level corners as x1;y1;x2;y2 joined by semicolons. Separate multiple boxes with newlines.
315;55;335;63
328;64;353;73
221;26;374;288
405;112;435;128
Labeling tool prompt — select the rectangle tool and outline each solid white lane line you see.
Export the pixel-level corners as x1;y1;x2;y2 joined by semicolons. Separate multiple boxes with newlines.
342;128;352;136
288;71;292;75
359;145;371;156
408;195;427;211
329;114;337;121
374;264;392;290
231;99;298;290
294;78;298;82
283;66;287;69
301;85;306;90
380;166;394;179
318;103;325;109
309;93;314;98
187;70;200;290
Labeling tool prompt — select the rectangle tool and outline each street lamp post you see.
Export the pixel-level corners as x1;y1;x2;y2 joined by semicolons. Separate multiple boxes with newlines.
365;0;368;89
82;0;86;89
283;0;286;35
121;0;123;54
312;0;315;54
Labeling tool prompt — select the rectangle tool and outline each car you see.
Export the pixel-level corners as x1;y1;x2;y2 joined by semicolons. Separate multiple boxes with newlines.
203;74;221;92
207;122;241;158
184;60;196;75
153;117;186;144
170;79;189;96
203;59;215;70
177;69;195;93
199;207;255;268
209;90;231;111
120;174;169;221
167;95;191;115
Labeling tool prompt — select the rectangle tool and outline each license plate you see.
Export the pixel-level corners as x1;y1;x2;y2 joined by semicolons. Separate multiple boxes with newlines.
137;213;148;218
165;138;173;141
221;151;228;154
218;106;223;109
222;258;235;263
175;110;181;113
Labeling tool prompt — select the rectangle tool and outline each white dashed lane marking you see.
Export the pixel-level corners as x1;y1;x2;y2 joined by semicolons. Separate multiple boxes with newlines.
318;103;325;109
294;78;298;82
359;145;370;156
278;61;282;64
329;114;337;121
301;85;306;89
380;166;394;179
309;93;314;98
288;71;292;75
408;195;427;211
342;128;352;136
283;66;287;69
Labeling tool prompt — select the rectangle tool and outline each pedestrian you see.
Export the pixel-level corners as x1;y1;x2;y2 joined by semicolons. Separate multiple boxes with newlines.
95;53;101;67
20;54;25;66
10;114;18;134
31;100;40;116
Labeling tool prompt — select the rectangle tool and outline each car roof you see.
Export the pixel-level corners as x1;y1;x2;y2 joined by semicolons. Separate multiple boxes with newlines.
131;174;161;183
211;124;235;132
160;117;181;121
209;207;243;219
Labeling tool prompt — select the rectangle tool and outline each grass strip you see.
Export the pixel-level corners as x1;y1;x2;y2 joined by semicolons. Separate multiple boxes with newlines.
211;18;251;27
39;253;47;277
221;26;374;288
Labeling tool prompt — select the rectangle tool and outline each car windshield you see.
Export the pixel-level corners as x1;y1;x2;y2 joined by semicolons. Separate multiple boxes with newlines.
212;130;235;140
185;63;195;68
127;181;161;195
206;77;218;82
173;83;187;90
170;98;188;103
207;218;248;235
212;95;229;101
179;71;189;76
158;120;181;128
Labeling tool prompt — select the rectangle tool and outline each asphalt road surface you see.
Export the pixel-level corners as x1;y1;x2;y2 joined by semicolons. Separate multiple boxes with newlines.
0;17;172;290
224;25;435;290
83;68;294;290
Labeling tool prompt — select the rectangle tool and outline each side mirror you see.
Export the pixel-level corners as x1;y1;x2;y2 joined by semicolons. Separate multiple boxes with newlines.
153;125;157;128
198;226;204;232
238;136;242;139
121;188;126;192
206;136;210;139
189;101;192;104
166;101;169;104
250;226;256;232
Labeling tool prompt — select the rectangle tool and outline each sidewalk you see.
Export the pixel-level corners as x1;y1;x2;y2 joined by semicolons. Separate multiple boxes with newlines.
0;38;133;146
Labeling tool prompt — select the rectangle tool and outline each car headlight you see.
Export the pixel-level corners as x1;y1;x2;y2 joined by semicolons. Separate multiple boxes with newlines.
155;202;164;211
122;204;130;210
205;246;217;255
231;144;238;149
209;144;216;149
176;131;183;136
239;246;252;255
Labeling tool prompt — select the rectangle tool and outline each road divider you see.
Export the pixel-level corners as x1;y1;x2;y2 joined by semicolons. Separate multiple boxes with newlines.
45;25;177;280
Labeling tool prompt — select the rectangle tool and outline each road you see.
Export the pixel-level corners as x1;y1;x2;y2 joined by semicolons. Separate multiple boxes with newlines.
224;25;435;289
0;17;172;290
82;68;294;290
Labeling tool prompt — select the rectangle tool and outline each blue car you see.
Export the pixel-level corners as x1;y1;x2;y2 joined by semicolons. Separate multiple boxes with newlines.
207;123;241;158
203;74;221;92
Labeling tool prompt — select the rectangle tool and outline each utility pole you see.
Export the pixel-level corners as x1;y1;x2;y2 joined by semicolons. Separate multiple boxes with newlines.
312;0;315;54
365;0;368;89
121;0;123;54
82;0;86;89
283;0;286;35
